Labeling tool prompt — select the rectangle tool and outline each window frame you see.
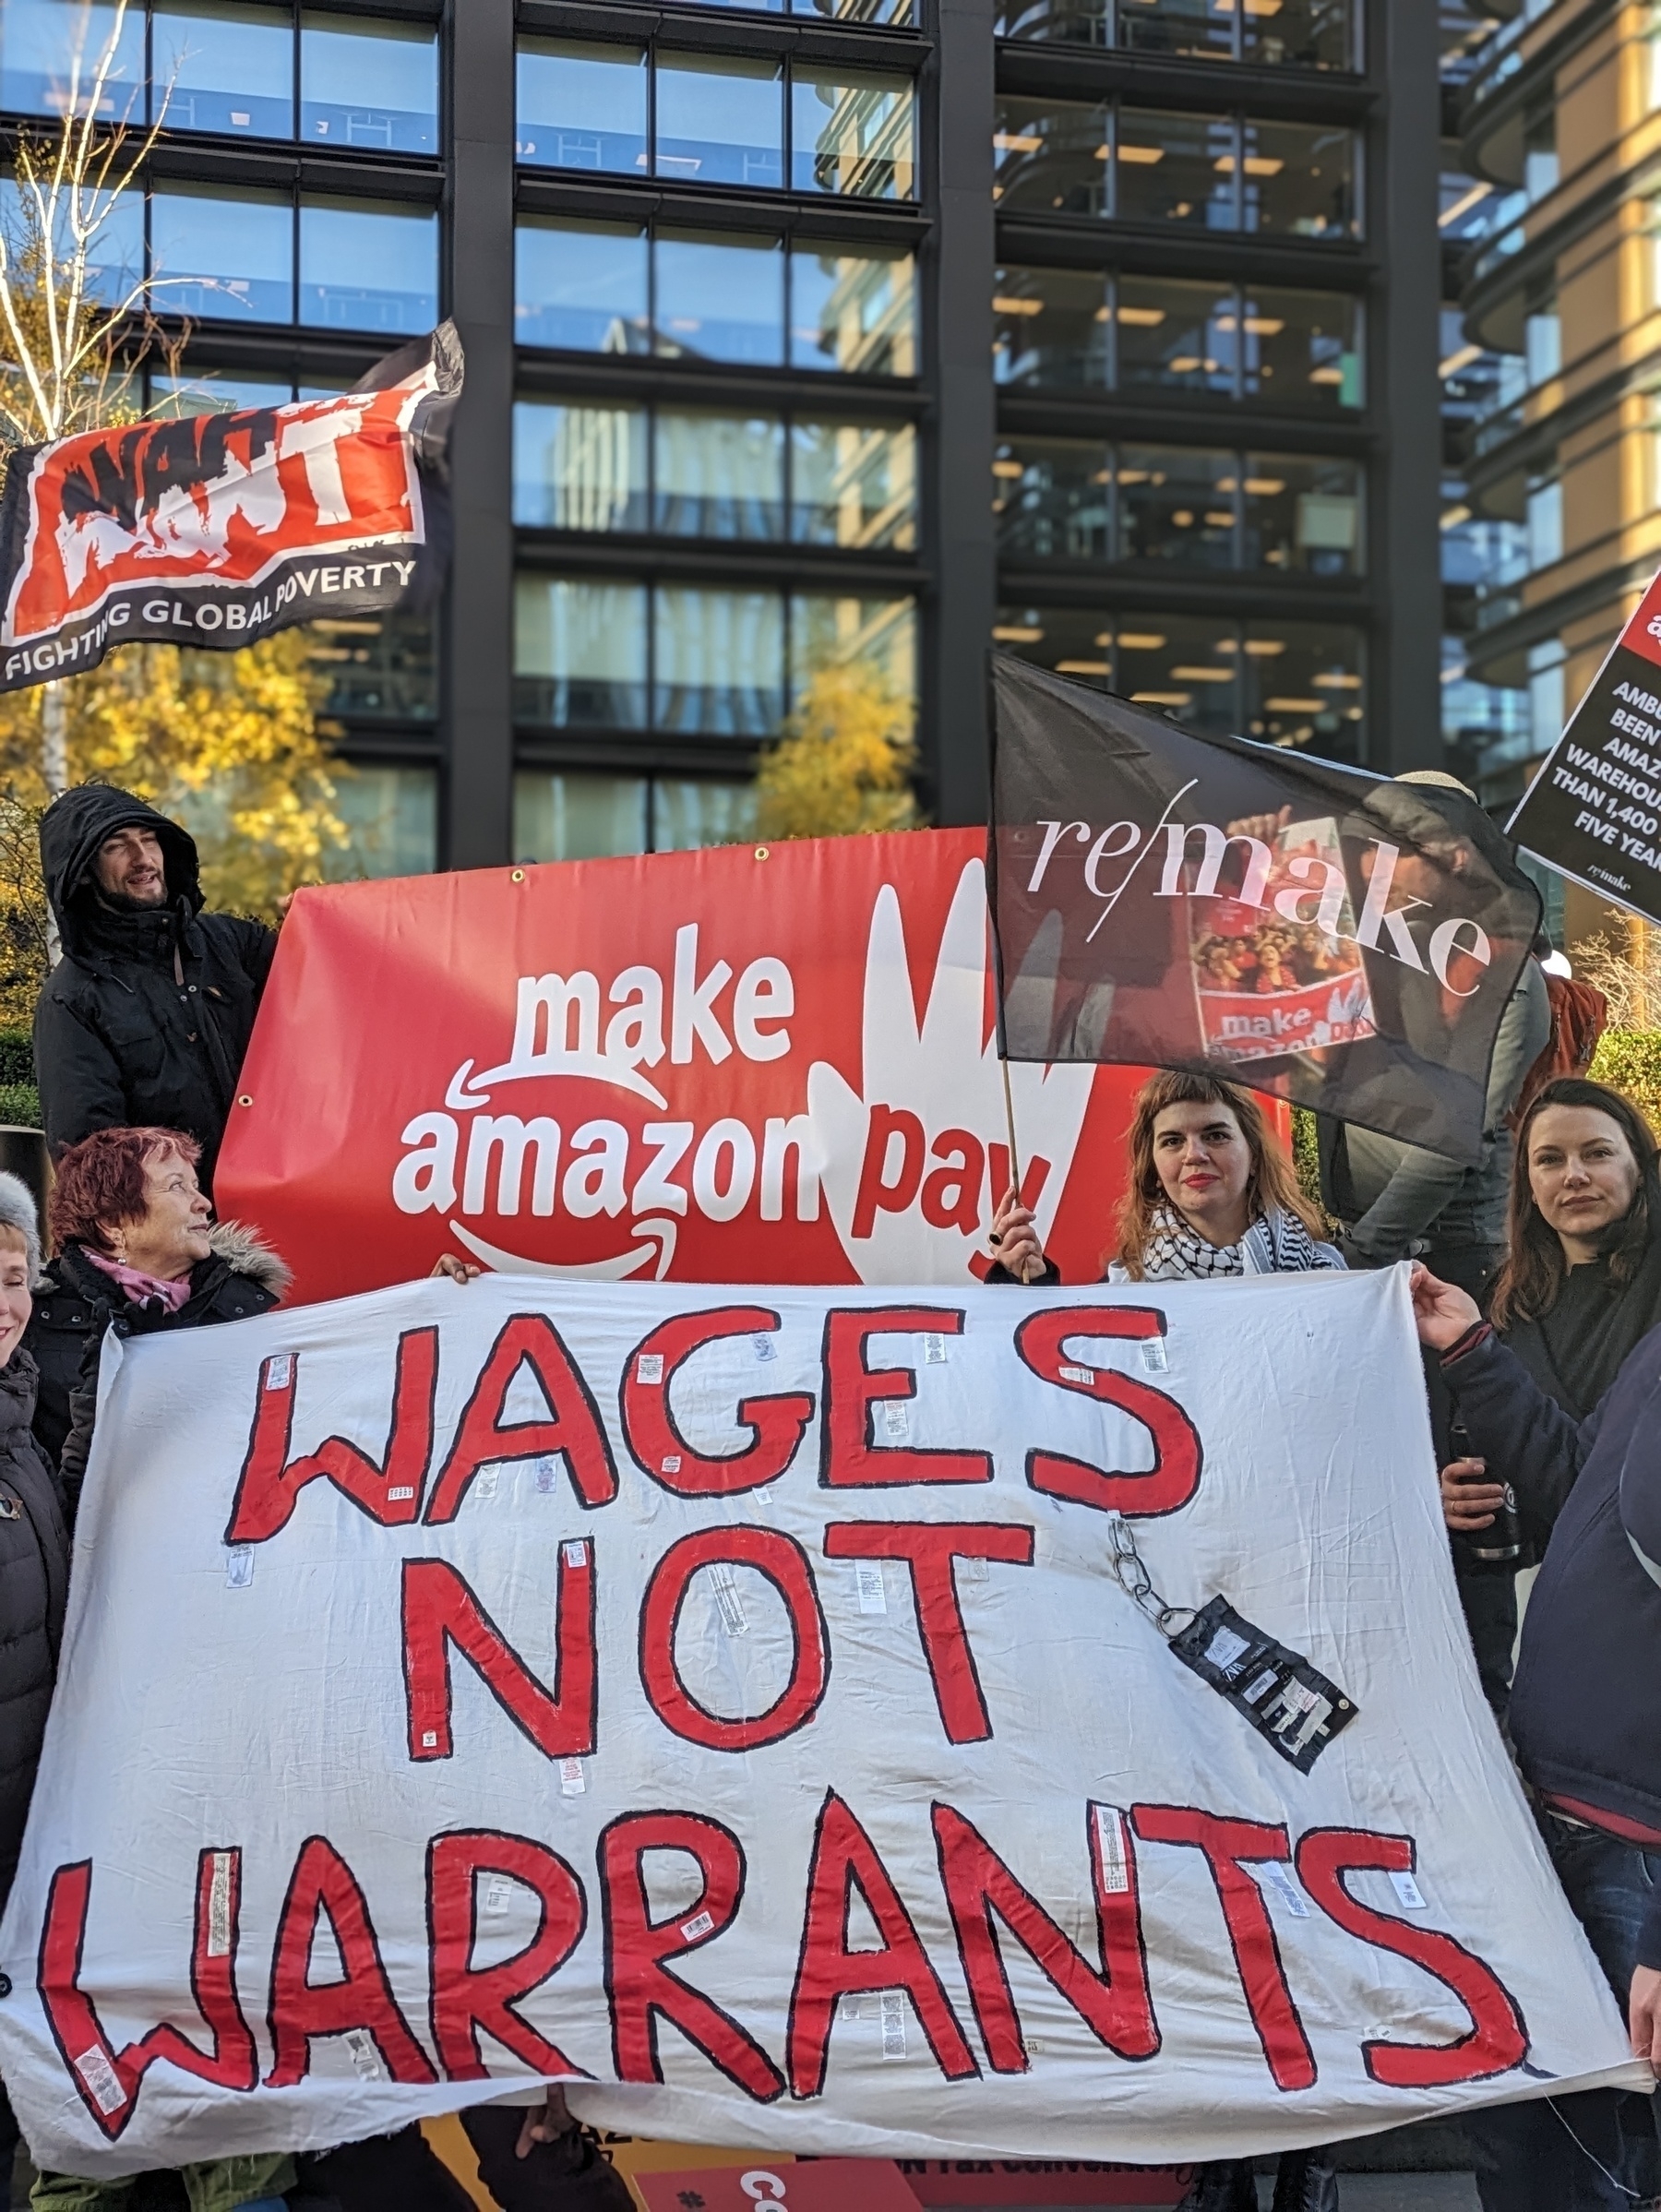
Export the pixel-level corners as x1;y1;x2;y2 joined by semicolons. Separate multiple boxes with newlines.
515;31;919;204
512;393;918;549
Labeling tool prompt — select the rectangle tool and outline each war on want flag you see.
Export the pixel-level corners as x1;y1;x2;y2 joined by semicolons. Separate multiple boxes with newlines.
988;654;1542;1167
0;325;462;691
1506;563;1661;926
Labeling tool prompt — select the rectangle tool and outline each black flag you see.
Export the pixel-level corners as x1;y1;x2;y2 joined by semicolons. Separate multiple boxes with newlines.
0;324;461;691
990;654;1541;1166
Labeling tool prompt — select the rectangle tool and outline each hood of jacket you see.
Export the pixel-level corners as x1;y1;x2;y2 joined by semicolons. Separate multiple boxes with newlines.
39;785;203;962
0;1349;39;1432
207;1219;292;1300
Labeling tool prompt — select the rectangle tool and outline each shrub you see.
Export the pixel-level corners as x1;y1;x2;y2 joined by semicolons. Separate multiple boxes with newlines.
1589;1029;1661;1131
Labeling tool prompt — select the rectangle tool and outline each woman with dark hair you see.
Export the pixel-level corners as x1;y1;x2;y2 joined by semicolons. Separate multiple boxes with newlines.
994;1070;1340;2212
1440;1077;1661;1550
991;1068;1342;1285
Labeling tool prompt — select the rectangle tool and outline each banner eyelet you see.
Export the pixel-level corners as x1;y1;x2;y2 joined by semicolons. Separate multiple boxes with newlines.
510;868;526;883
754;845;770;862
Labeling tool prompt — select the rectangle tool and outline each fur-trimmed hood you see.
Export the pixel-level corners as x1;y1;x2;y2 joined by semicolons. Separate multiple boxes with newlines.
208;1219;292;1300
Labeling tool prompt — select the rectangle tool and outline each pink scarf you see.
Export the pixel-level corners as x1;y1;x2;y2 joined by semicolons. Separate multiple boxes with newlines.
80;1245;192;1312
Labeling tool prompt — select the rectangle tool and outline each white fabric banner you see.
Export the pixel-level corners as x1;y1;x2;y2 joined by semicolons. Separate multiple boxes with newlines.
0;1267;1643;2176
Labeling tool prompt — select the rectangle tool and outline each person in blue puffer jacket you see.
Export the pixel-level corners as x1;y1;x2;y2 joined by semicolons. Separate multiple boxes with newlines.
1413;1261;1661;2212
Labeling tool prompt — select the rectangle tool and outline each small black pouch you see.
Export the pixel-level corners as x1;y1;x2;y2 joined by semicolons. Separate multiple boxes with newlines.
1168;1595;1358;1773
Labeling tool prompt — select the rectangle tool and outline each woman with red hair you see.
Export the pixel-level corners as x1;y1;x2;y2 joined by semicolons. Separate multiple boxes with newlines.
26;1125;288;1521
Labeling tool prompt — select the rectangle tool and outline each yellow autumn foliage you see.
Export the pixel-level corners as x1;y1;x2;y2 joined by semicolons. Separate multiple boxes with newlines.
0;633;352;994
753;664;924;843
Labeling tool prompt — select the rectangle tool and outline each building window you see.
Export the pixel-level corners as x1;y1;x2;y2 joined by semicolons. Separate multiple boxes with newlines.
300;13;439;156
655;229;784;364
992;608;1366;758
993;441;1363;572
1117;274;1239;394
514;402;650;532
305;611;438;723
0;3;441;149
655;585;786;734
515;578;651;731
993;0;1356;68
515;221;918;377
993;438;1112;560
790;417;915;545
0;0;146;120
793;68;915;198
994;101;1361;237
149;181;293;319
516;40;915;200
515;39;649;173
1241;454;1361;574
513;578;916;735
993;266;1361;408
1525;470;1563;569
513;399;917;548
653;410;787;538
324;765;438;879
514;219;650;353
151;3;293;139
992;265;1107;386
511;772;759;862
656;53;783;190
298;199;438;335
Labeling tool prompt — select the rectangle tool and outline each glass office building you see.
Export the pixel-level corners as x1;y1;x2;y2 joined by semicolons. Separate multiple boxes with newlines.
0;0;1446;871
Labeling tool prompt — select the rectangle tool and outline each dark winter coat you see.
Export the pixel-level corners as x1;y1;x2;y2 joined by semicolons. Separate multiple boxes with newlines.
33;786;277;1191
26;1225;289;1522
0;1350;69;1908
1440;1320;1661;1965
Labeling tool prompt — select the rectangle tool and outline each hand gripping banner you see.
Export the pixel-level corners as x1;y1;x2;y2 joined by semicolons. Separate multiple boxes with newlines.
990;654;1543;1166
0;323;462;690
0;1267;1639;2176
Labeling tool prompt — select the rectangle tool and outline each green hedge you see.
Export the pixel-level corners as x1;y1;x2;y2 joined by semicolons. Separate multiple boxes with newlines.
0;1030;38;1130
1590;1029;1661;1129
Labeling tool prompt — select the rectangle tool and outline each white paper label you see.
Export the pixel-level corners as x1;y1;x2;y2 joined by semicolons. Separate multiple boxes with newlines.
1058;1364;1095;1386
880;1989;907;2058
680;1910;715;1942
1258;1864;1310;1919
1093;1803;1130;1895
206;1851;233;1960
265;1355;292;1391
475;1467;499;1501
923;1333;948;1365
637;1355;664;1385
535;1457;559;1494
345;2028;386;2080
881;1400;910;1443
562;1540;588;1569
751;1333;776;1362
484;1880;512;1913
559;1758;586;1796
74;2046;125;2115
854;1562;887;1615
1205;1625;1250;1674
388;1486;414;1503
962;1554;989;1583
1141;1338;1169;1374
421;1730;437;1751
224;1548;254;1590
711;1561;747;1635
661;1454;683;1475
1390;1870;1428;1911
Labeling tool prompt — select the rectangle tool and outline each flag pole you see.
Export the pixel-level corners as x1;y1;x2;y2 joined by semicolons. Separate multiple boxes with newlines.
999;1056;1038;1285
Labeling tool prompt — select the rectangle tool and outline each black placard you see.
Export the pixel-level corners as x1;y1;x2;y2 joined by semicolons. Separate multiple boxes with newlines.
1508;568;1661;926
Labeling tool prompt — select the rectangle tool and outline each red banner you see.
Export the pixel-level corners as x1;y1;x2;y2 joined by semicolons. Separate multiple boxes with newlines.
217;830;1168;1308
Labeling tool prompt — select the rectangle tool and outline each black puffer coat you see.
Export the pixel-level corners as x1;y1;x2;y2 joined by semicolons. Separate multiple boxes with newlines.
0;1351;68;1907
33;786;277;1192
27;1225;289;1519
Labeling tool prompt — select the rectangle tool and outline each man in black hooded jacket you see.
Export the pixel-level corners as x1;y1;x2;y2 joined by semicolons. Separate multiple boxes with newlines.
33;784;277;1195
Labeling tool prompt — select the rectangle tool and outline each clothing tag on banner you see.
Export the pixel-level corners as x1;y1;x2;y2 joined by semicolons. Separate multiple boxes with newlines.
1167;1595;1358;1773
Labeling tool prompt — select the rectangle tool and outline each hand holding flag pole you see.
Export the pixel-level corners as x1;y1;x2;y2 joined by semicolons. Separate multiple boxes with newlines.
996;1055;1042;1285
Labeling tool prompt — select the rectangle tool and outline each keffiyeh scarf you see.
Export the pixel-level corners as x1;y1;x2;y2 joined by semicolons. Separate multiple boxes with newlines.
1134;1203;1344;1282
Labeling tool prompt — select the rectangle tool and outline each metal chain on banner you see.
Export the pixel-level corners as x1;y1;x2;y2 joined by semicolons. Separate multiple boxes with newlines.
1105;1515;1196;1641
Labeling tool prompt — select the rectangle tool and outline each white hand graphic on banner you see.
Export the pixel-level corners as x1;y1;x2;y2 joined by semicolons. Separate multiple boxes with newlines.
807;861;1094;1284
